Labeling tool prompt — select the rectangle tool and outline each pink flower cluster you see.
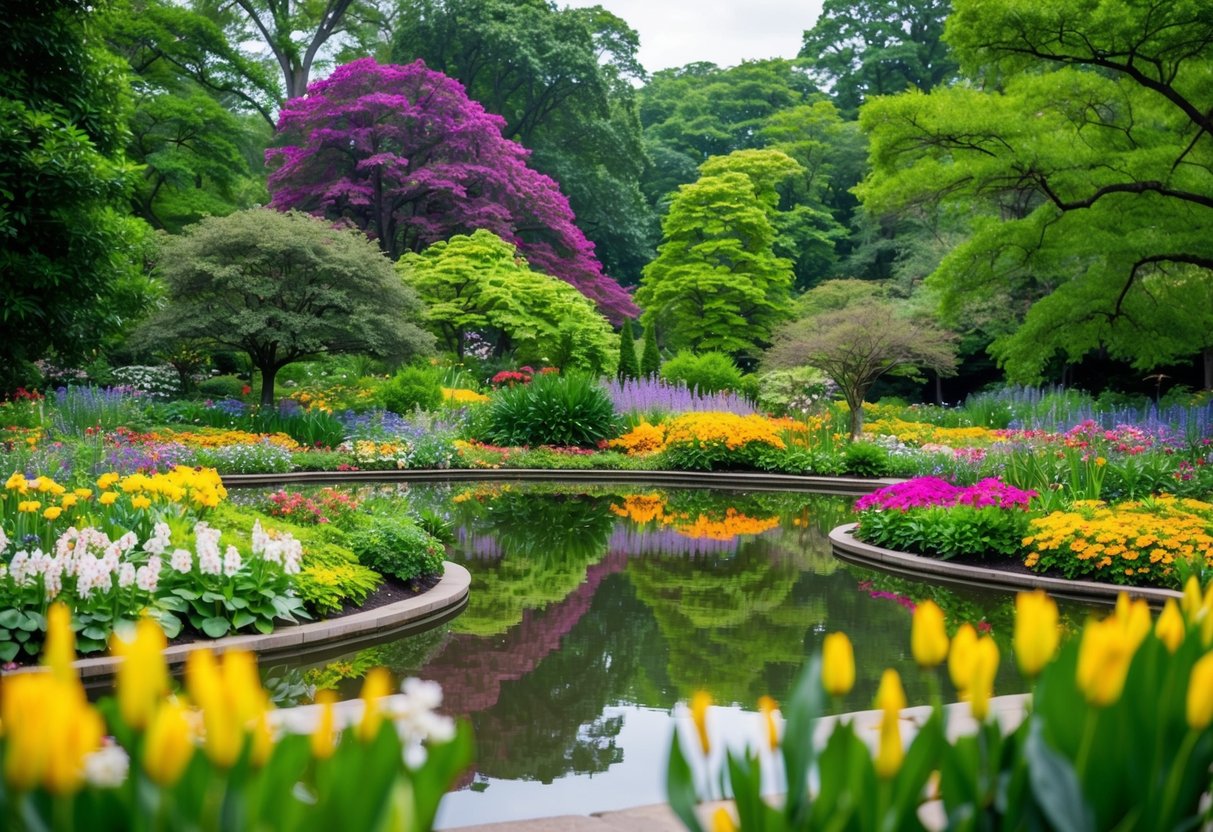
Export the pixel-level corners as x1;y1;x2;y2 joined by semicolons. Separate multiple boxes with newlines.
855;477;1037;512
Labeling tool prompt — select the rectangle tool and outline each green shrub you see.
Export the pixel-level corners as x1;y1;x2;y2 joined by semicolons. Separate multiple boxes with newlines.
482;372;621;448
290;450;356;471
377;365;443;414
349;517;446;583
856;504;1030;560
197;374;249;399
295;553;382;614
659;351;744;394
842;441;890;477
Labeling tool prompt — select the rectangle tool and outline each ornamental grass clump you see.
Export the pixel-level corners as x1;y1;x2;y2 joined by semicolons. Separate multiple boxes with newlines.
482;372;621;448
668;584;1213;832
854;476;1036;560
0;605;470;830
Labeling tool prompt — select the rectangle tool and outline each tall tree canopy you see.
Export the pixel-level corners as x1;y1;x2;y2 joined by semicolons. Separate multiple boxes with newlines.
0;0;152;389
799;0;956;117
390;0;654;284
101;0;274;230
266;58;636;321
636;154;798;362
398;229;617;372
858;0;1213;383
139;209;432;406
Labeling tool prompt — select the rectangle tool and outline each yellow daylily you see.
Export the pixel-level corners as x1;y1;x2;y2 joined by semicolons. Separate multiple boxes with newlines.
822;632;855;698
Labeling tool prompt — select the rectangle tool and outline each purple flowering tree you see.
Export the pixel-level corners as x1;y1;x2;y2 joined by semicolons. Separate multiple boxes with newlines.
266;58;637;322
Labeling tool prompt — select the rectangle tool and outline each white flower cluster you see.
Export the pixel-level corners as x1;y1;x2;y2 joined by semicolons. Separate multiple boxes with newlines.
251;520;303;575
108;364;181;400
389;678;456;769
5;526;162;600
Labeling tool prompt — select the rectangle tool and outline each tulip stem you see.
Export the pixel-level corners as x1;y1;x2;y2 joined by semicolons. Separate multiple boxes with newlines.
1074;708;1098;782
1157;729;1199;830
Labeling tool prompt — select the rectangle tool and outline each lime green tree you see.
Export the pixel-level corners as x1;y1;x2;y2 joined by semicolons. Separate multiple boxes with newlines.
398;229;617;372
858;0;1213;384
637;152;800;362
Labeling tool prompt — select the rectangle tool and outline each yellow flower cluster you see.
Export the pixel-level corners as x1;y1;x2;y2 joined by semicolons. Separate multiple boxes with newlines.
608;421;667;455
1023;495;1213;580
663;412;786;451
609;494;779;540
864;418;998;448
152;429;301;451
442;387;490;404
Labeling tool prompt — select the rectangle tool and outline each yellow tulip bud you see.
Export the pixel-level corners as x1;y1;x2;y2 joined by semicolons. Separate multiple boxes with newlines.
99;491;118;506
18;500;40;513
73;488;92;500
43;603;77;684
143;701;195;786
3;674;51;791
1077;617;1135;707
186;650;241;768
911;600;949;668
711;807;737;832
1156;599;1186;654
250;712;275;768
113;618;169;730
875;668;906;714
967;637;1000;722
757;695;779;751
1014;589;1060;678
222;650;268;725
1182;576;1204;624
311;690;338;760
1186;652;1213;730
874;708;903;779
691;691;712;755
357;668;393;742
821;632;855;697
948;623;978;693
43;506;62;521
1114;593;1151;651
42;682;103;795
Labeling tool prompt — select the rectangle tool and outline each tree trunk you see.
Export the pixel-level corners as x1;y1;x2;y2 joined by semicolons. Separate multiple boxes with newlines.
1204;347;1213;391
847;389;865;440
260;364;279;408
934;371;943;406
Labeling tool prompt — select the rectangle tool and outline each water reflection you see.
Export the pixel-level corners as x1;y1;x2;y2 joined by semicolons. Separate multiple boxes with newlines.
279;483;1094;827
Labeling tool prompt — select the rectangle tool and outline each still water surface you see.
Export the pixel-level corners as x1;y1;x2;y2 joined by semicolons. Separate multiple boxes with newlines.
272;482;1095;828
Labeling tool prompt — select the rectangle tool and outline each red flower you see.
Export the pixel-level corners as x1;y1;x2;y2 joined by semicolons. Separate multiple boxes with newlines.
241;384;252;396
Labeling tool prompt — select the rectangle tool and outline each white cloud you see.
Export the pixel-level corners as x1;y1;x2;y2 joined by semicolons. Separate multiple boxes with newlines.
567;0;827;73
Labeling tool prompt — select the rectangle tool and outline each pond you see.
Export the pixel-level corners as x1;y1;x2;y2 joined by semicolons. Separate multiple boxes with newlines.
260;481;1098;829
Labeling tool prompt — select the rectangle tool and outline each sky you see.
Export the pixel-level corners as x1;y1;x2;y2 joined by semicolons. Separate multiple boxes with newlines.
567;0;827;73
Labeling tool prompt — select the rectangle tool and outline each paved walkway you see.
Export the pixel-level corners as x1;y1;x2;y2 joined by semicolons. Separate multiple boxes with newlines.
442;694;1032;832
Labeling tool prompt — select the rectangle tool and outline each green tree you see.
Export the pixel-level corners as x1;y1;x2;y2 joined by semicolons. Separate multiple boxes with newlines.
858;0;1213;385
0;0;152;389
101;0;274;231
766;302;956;438
617;320;639;382
640;321;661;378
637;161;797;362
139;209;433;405
398;229;616;372
391;0;654;284
799;0;956;117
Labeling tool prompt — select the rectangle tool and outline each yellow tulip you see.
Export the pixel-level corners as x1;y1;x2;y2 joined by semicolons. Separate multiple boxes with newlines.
1113;593;1151;651
691;691;712;755
1076;617;1135;707
99;491;118;506
948;623;978;693
711;807;737;832
1186;652;1213;730
143;701;195;786
821;632;855;697
967;637;1000;721
186;650;242;767
311;690;338;760
911;600;949;668
42;506;62;520
757;695;779;751
42;682;103;795
1182;576;1204;624
874;708;903;779
250;712;275;768
112;618;169;730
97;472;120;490
222;650;268;726
17;500;40;513
4;471;27;493
875;668;906;714
59;494;77;509
73;488;92;500
3;674;51;790
1014;589;1060;678
43;603;76;683
131;495;152;510
1156;599;1186;654
357;667;392;742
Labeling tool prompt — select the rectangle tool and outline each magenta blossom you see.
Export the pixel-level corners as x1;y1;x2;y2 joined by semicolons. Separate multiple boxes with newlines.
855;476;1036;512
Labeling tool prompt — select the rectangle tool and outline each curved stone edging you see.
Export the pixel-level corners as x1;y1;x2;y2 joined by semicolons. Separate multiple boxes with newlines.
222;468;901;496
19;563;470;683
830;523;1181;607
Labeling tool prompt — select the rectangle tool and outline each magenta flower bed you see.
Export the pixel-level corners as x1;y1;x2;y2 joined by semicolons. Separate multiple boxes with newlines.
855;476;1036;512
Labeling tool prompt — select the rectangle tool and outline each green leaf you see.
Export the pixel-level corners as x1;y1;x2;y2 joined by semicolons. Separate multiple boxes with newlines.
201;617;231;638
1025;717;1094;832
665;728;706;832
